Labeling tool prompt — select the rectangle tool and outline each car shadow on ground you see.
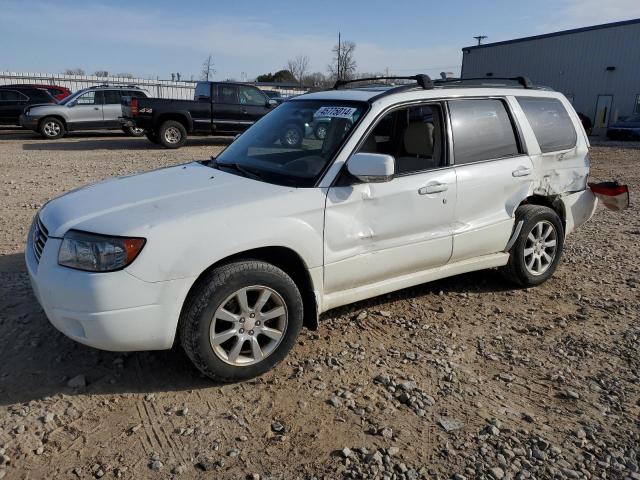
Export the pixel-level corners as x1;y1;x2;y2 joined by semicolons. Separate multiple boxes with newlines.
21;135;234;151
0;251;516;406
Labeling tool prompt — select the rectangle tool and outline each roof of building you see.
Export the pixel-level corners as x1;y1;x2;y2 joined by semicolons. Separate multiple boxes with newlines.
463;17;640;51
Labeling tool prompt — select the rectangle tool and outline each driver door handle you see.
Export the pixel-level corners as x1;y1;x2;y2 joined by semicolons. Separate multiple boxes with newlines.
419;182;448;195
512;167;532;177
93;107;100;110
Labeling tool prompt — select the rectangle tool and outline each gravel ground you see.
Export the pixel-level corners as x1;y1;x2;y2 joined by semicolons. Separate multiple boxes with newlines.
0;128;638;480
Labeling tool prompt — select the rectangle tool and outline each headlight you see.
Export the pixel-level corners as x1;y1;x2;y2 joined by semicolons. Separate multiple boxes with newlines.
58;230;146;272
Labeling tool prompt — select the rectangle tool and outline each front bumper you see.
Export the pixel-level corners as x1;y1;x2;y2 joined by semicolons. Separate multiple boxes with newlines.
25;222;194;352
19;114;40;131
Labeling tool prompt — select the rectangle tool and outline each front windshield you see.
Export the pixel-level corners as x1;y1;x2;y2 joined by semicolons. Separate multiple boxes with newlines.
58;89;86;105
214;100;368;187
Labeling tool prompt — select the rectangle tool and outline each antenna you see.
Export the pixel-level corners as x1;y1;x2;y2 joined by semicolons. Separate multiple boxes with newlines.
473;35;488;46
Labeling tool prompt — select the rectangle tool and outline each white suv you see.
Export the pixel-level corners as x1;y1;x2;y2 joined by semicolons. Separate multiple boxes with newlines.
26;75;599;382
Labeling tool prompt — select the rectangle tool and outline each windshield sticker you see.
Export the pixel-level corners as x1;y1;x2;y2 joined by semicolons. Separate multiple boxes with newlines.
314;106;357;119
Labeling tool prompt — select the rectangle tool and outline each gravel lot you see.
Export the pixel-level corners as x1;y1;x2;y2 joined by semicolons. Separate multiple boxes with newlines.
0;129;638;480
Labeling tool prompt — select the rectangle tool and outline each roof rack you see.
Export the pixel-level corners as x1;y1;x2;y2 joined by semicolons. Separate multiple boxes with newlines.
433;76;534;89
88;84;141;89
333;74;433;90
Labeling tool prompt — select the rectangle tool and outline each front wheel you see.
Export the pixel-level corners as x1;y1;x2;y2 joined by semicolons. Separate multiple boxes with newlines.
179;260;304;382
501;205;564;287
158;120;187;149
39;117;65;139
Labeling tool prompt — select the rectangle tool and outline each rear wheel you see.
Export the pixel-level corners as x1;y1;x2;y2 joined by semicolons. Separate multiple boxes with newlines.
123;126;145;137
158;120;187;149
39;117;65;139
179;260;304;382
501;205;564;287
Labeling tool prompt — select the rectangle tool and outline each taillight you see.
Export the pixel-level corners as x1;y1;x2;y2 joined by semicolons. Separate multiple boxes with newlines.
131;97;139;116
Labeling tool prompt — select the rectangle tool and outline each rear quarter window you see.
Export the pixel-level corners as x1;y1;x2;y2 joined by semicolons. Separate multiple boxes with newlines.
448;98;520;165
194;82;211;99
517;97;577;153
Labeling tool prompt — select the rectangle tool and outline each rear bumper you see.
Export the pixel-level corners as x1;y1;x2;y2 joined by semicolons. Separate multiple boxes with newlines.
19;114;40;131
25;229;194;352
561;189;598;236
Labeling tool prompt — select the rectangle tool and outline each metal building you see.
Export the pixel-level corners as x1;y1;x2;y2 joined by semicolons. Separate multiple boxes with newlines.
461;19;640;134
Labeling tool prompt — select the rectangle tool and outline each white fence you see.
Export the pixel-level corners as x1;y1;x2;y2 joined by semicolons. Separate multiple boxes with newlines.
0;71;196;99
0;72;310;99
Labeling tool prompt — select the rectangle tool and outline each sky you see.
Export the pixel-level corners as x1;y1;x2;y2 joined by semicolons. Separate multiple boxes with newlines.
1;0;639;81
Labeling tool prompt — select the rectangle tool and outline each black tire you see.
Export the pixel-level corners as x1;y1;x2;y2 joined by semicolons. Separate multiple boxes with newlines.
179;260;304;382
501;205;564;287
158;120;187;149
123;125;145;137
145;130;160;144
314;122;329;140
281;124;303;148
39;117;65;139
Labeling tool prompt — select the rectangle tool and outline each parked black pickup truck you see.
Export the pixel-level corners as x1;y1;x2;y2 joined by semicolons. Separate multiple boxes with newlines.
122;81;281;148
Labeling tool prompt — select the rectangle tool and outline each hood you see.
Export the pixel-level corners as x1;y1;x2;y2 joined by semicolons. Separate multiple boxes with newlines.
39;162;290;238
25;102;57;112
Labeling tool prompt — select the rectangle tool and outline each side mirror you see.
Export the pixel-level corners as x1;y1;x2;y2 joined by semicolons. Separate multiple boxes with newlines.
266;99;278;108
67;100;76;107
347;153;395;183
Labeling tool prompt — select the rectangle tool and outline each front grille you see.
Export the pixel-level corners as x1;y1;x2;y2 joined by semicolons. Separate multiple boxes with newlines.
32;216;49;263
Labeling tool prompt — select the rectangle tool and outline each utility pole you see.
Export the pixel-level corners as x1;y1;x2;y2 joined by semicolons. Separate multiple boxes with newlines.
337;31;341;80
473;35;487;46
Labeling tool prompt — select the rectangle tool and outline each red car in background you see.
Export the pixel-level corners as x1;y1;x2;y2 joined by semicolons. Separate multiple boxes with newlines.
3;84;71;101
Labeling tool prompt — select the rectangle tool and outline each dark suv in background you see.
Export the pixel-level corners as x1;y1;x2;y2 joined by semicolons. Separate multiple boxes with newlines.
0;86;57;126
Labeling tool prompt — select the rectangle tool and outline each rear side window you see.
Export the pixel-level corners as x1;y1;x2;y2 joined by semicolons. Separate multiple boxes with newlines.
103;90;122;104
449;99;520;164
194;83;211;99
219;85;239;104
517;97;577;153
0;89;26;101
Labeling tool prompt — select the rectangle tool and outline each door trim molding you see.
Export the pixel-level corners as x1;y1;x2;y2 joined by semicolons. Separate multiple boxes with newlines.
320;252;509;312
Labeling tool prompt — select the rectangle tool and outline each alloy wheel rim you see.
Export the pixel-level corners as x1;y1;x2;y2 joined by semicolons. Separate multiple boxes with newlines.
316;125;327;139
131;127;144;135
44;122;60;136
209;286;288;366
523;220;557;276
164;127;181;144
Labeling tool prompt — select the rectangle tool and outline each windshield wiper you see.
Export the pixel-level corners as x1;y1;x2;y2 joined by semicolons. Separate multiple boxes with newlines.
215;159;264;181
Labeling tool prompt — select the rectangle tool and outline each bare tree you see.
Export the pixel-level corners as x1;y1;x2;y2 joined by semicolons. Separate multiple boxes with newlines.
94;70;109;77
303;71;329;89
286;55;309;86
116;72;135;79
201;54;216;81
63;68;85;76
328;40;356;81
